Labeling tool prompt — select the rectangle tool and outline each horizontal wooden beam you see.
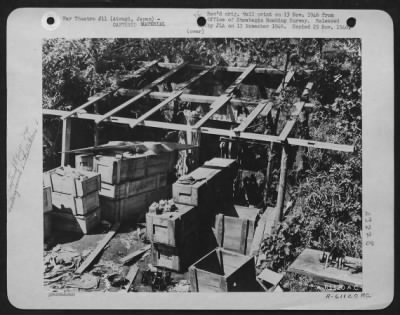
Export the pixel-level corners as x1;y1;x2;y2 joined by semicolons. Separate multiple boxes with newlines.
141;61;316;75
43;109;354;152
287;138;354;152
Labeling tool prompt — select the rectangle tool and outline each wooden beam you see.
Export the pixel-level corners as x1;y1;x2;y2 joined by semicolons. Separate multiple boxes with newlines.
278;120;296;142
193;95;232;129
129;91;183;129
122;59;160;80
61;118;72;166
275;144;289;223
234;101;272;133
75;222;120;274
61;90;115;120
125;264;139;292
287;138;354;152
96;62;188;124
43;110;354;152
120;244;151;265
275;69;295;94
178;66;215;88
224;64;257;95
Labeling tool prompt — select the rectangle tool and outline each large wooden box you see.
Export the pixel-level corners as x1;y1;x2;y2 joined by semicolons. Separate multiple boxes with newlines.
43;167;101;197
93;153;147;184
203;158;238;181
146;204;198;247
99;173;167;199
146;152;175;176
214;206;260;255
100;192;148;224
50;207;101;235
43;186;52;213
152;231;201;272
75;154;93;171
52;191;100;216
189;248;257;292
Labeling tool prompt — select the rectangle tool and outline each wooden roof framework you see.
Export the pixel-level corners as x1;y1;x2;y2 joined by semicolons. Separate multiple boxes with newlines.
43;60;355;223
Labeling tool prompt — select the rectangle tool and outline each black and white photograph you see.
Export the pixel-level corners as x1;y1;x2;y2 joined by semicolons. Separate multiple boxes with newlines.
41;37;363;293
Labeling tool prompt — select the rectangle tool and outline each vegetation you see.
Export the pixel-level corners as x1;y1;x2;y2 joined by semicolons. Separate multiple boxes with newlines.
43;38;362;291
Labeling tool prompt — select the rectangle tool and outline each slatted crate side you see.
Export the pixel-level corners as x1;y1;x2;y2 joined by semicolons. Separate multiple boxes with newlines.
93;154;146;184
146;153;172;176
99;192;148;224
146;204;198;247
43;186;53;213
52;191;100;216
50;207;101;235
172;167;222;206
189;266;228;292
151;230;201;272
215;213;256;255
43;167;101;197
99;173;165;199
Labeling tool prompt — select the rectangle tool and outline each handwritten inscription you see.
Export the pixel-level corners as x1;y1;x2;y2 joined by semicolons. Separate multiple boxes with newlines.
7;120;38;212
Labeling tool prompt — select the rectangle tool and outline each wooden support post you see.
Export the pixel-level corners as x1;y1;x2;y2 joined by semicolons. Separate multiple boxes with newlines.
94;104;99;147
275;143;290;224
61;118;72;166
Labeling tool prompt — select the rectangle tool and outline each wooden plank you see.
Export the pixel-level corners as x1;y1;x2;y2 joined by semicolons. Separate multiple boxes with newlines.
234;101;271;133
287;138;354;152
287;248;362;287
193;95;232;129
125;264;139;292
75;222;120;274
278;120;296;142
61;90;115;120
61;118;72;166
249;216;266;256
122;59;160;80
43;110;354;152
275;69;295;94
129;91;183;129
145;61;188;90
179;66;215;88
224;64;257;95
120;244;151;265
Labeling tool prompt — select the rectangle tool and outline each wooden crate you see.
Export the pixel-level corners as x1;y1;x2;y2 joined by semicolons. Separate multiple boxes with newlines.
75;154;93;171
99;173;167;199
151;231;201;272
189;248;257;292
43;166;101;197
146;152;174;176
203;158;238;181
44;212;52;241
52;191;99;216
43;186;52;213
146;204;198;247
100;192;148;224
50;207;101;235
214;211;258;256
92;153;147;184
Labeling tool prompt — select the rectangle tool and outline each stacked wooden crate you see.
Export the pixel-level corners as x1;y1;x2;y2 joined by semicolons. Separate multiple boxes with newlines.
172;158;238;227
75;150;174;224
146;202;201;272
43;166;102;234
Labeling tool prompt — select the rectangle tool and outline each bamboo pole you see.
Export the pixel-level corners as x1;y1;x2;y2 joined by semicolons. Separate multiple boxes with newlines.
275;143;290;223
61;118;71;166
